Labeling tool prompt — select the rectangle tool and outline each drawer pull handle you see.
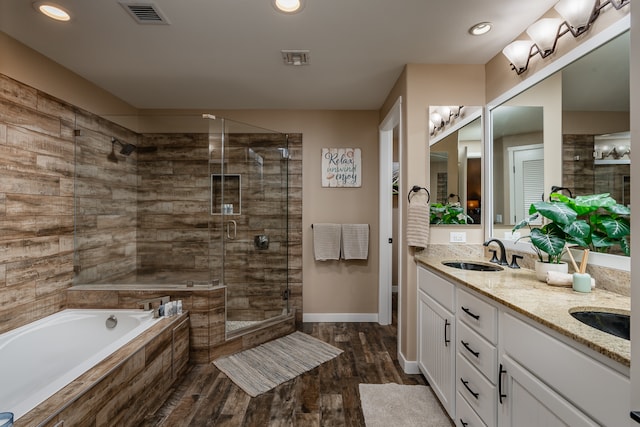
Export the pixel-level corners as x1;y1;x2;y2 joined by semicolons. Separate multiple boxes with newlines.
444;319;451;346
460;420;469;427
499;363;507;404
461;306;480;320
461;340;480;358
460;378;479;399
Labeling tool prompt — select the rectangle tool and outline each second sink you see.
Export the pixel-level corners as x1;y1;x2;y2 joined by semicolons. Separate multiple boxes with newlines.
570;309;630;340
442;261;504;272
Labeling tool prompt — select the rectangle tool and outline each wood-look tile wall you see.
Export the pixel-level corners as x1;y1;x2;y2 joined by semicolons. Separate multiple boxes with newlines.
563;134;630;204
0;74;80;333
1;71;304;335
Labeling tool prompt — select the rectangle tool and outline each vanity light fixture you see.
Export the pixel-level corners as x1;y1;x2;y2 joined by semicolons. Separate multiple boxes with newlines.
33;1;71;21
273;0;304;14
429;106;465;137
468;22;492;36
503;0;629;75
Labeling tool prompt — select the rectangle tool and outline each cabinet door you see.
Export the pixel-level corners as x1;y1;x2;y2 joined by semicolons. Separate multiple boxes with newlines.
498;356;599;427
418;290;455;417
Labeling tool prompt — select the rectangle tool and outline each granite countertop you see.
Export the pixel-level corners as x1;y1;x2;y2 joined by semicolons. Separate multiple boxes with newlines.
415;252;631;367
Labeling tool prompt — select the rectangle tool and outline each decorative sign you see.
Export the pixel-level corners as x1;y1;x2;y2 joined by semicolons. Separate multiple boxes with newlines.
321;148;361;188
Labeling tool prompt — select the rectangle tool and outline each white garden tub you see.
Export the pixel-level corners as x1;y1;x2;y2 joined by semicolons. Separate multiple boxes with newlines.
0;309;159;420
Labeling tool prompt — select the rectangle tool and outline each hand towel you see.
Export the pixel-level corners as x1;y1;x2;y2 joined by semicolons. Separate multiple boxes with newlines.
546;271;595;288
341;224;369;260
406;192;430;249
313;223;342;261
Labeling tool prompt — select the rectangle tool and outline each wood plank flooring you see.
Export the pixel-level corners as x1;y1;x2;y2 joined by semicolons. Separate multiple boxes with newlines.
142;306;440;426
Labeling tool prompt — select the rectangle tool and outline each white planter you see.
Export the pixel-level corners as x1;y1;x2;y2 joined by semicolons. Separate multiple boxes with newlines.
534;260;568;282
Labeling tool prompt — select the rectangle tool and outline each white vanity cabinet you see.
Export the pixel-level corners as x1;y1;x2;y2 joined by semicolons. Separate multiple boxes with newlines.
417;266;456;418
498;312;630;427
416;263;630;427
456;288;498;427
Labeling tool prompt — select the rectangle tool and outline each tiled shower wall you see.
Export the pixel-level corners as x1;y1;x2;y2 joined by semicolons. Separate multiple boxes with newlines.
563;134;630;204
0;73;304;334
137;131;303;322
0;74;137;334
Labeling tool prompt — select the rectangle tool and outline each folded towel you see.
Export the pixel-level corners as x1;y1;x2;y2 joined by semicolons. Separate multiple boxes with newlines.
341;224;369;260
313;223;342;261
546;271;595;289
406;192;430;249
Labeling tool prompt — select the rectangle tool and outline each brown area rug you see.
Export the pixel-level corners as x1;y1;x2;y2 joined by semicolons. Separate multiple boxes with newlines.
213;331;343;397
359;383;452;426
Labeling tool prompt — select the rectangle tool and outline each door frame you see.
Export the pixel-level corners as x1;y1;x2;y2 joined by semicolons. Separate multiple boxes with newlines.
378;96;402;326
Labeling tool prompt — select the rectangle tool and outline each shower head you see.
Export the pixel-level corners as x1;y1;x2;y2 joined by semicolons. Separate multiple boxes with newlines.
111;137;137;156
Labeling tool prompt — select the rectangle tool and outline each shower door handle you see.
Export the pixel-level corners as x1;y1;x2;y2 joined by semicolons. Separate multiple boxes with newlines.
226;220;237;240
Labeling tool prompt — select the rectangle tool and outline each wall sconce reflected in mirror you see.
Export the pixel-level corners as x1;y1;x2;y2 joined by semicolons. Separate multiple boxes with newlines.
429;105;464;137
503;0;629;75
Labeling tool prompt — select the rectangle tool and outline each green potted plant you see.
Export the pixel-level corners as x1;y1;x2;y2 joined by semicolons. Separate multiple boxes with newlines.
512;192;630;280
430;202;473;224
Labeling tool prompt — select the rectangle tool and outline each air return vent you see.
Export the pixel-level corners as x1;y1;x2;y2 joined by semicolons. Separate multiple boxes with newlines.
281;50;310;66
119;1;170;24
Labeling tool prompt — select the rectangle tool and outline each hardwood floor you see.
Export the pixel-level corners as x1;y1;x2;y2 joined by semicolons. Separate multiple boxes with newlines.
142;303;431;426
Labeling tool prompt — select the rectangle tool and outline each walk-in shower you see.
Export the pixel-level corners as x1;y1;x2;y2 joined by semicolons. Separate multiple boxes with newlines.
74;114;299;336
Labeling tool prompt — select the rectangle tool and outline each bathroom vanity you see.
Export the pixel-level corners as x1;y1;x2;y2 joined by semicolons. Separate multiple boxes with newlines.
416;252;630;427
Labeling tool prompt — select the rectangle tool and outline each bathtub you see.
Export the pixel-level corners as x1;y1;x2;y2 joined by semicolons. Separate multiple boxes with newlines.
0;309;160;420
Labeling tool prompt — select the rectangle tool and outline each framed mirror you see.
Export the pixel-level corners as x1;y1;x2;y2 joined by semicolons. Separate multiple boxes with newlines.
489;30;630;261
429;107;482;225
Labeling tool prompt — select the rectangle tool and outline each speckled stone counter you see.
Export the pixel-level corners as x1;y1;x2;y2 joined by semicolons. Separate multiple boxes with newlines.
415;251;631;367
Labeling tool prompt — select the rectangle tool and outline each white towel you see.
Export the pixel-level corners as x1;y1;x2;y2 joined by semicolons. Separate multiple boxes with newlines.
341;224;369;260
313;223;342;261
406;192;430;249
546;271;596;288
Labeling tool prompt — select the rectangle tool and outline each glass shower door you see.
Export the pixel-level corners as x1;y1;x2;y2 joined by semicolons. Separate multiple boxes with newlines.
207;116;289;334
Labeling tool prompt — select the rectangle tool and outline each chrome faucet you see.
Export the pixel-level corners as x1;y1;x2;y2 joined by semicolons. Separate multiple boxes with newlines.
483;238;509;266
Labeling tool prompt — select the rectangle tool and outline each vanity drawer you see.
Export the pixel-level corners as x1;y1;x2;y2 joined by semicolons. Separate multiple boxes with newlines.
457;352;496;427
457;320;497;381
418;266;455;312
456;391;487;427
457;288;497;343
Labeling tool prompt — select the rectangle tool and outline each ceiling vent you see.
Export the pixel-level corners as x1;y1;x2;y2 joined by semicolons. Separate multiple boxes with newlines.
119;2;170;24
281;50;310;66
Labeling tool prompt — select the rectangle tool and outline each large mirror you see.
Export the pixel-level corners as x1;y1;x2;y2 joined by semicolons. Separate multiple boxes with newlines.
491;32;630;232
429;109;482;225
491;30;630;252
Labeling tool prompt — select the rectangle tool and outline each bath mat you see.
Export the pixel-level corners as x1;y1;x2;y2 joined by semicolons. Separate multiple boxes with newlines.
359;383;451;427
213;331;343;397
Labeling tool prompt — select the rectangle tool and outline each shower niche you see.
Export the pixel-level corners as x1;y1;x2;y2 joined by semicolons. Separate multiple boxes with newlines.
211;174;241;215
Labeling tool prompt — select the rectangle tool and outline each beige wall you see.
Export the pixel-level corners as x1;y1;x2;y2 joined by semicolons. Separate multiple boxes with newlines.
380;64;486;363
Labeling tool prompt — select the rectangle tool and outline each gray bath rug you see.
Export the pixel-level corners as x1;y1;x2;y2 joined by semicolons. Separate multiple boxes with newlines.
359;383;452;427
213;331;343;397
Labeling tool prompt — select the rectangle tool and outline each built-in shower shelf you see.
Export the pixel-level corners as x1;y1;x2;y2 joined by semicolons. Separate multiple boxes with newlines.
211;174;241;215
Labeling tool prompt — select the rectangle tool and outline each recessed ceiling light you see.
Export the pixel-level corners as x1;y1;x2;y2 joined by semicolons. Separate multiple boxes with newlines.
273;0;304;14
33;2;71;21
469;22;492;36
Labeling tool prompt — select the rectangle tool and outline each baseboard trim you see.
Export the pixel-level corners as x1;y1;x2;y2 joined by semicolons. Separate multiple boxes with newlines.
302;313;379;323
398;350;420;375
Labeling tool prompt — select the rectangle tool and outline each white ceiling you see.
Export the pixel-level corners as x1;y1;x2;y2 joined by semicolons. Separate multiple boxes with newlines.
0;0;559;110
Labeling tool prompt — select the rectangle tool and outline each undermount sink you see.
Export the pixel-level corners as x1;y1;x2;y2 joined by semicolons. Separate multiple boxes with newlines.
570;309;630;340
442;261;504;272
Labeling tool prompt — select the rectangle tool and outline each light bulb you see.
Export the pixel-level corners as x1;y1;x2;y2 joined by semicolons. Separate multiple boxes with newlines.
527;18;563;56
502;40;535;73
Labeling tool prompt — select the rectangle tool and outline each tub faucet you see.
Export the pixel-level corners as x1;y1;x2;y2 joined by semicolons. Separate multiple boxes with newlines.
483;238;509;266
